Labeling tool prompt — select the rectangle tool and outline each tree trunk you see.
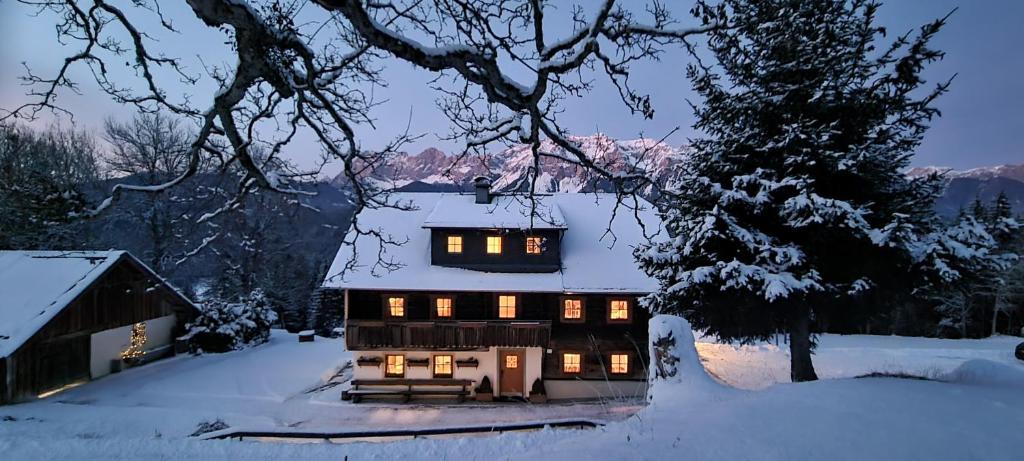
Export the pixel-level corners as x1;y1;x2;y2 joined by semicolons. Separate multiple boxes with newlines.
789;303;818;382
991;289;1002;337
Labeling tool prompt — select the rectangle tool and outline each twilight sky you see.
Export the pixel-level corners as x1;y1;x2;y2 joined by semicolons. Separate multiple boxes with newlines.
1;1;1020;176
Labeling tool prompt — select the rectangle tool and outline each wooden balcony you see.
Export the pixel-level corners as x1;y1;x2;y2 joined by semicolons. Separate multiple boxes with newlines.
345;320;552;350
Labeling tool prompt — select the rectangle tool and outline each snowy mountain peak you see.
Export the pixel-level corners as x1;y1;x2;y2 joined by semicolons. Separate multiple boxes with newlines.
907;164;1024;183
332;134;688;194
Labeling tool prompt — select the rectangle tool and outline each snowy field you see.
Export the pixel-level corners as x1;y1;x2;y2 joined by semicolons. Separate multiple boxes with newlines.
1;329;1023;460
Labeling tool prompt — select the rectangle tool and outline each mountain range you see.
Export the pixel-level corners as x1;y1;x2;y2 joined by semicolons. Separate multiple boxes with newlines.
332;134;1023;217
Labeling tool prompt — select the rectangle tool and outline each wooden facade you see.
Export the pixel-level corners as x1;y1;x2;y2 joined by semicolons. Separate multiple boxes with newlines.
344;289;650;383
429;228;562;272
1;255;194;404
345;320;551;350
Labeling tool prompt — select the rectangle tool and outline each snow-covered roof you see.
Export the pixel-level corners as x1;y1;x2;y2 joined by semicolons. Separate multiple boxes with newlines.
323;193;663;293
421;194;567;230
0;251;194;357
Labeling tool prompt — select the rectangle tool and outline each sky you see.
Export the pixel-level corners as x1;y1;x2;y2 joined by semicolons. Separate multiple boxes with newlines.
1;0;1021;177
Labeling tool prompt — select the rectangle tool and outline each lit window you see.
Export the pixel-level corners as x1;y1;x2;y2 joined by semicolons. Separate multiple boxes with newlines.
563;298;583;321
562;353;581;374
434;355;453;378
526;236;542;254
611;354;629;374
447;235;463;253
386;355;405;377
609;299;630;321
387;297;405;317
498;295;517;319
487;236;503;254
435;297;453;318
505;355;518;368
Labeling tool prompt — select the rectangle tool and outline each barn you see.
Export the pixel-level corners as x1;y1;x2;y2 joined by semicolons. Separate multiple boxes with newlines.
0;251;196;404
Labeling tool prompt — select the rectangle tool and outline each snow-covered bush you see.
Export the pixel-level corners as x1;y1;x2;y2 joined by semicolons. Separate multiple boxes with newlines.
183;289;278;353
648;315;723;404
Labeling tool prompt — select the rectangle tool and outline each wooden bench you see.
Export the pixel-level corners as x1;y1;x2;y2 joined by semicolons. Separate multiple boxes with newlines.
342;379;474;403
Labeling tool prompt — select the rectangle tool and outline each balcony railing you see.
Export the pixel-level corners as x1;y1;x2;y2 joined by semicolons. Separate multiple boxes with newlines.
345;320;552;350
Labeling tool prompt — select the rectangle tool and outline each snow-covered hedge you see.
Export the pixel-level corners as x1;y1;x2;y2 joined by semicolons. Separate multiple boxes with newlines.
648;314;724;403
183;289;278;353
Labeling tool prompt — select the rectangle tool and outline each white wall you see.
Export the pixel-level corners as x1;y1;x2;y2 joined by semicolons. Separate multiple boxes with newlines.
352;347;544;398
89;314;177;379
351;347;645;400
544;379;647;400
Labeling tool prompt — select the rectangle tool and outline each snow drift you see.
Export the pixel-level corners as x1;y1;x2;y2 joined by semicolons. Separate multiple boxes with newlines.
942;358;1024;388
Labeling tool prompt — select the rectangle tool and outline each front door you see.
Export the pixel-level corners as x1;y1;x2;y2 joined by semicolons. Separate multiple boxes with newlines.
498;349;525;396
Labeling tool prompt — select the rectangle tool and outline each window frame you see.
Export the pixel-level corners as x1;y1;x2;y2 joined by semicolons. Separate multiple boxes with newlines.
525;236;543;255
384;354;406;378
446;234;464;254
608;352;631;376
382;294;408;319
495;293;519;319
486;235;503;255
559;296;586;323
561;351;583;375
430;294;456;320
432;354;454;378
606;297;633;324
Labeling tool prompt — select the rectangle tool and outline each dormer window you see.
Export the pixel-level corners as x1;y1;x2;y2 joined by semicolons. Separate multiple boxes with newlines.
447;235;463;253
526;236;542;255
486;236;503;254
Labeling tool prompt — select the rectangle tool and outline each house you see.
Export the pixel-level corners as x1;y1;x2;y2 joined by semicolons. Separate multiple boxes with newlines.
321;179;663;401
0;251;196;404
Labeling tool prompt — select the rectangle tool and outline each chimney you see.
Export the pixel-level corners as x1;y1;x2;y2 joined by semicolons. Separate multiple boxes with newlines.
473;176;492;204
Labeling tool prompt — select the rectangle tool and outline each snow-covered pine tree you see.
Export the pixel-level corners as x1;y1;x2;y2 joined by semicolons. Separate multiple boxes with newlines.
637;0;951;381
919;202;1017;337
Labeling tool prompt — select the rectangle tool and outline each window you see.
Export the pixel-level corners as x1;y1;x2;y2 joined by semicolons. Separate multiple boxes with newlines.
562;353;582;374
505;355;518;368
498;295;517;319
433;355;453;378
609;299;630;322
610;354;629;374
385;355;405;377
387;296;406;318
435;296;453;318
526;236;542;254
561;297;583;322
486;236;503;254
447;235;463;253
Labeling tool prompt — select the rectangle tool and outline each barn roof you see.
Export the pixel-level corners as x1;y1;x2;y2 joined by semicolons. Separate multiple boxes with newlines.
0;251;194;357
322;192;664;293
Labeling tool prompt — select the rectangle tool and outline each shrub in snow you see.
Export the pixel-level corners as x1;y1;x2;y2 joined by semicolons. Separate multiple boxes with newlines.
183;289;278;353
647;315;722;403
475;376;493;401
189;419;230;437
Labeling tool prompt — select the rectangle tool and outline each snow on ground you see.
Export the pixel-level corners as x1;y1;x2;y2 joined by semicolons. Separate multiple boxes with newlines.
696;333;1024;389
2;329;1023;460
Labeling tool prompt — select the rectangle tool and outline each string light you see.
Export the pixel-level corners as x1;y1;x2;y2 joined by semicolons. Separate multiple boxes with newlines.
121;322;147;361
